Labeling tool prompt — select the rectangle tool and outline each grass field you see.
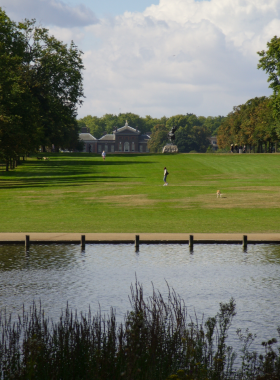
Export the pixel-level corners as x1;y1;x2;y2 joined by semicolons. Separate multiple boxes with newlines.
0;153;280;233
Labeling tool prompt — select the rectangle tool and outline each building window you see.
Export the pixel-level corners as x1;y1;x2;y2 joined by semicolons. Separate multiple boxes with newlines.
124;142;129;152
146;146;149;152
98;145;102;153
131;142;135;151
111;145;114;152
119;142;122;151
105;144;108;152
140;145;143;152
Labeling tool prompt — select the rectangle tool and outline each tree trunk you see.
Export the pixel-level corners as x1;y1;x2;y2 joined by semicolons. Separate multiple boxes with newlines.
6;160;9;172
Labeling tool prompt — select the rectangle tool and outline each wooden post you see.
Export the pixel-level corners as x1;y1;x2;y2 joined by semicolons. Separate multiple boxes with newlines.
81;235;85;250
135;235;139;250
243;235;247;249
25;235;30;250
189;235;193;249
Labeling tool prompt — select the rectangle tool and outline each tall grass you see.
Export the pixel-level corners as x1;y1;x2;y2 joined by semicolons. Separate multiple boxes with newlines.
0;281;279;379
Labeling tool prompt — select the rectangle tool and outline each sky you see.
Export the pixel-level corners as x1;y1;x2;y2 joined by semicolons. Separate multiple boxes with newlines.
1;0;278;119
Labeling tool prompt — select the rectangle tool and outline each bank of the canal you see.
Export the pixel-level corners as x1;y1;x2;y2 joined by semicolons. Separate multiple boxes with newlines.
1;232;280;244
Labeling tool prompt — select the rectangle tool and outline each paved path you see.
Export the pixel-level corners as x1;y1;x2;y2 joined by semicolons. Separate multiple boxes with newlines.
1;233;280;244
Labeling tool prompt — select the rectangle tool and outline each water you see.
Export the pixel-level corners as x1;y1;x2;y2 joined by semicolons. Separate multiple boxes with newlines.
0;243;280;353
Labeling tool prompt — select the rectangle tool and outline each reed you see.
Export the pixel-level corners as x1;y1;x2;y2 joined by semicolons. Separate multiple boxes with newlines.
0;281;279;379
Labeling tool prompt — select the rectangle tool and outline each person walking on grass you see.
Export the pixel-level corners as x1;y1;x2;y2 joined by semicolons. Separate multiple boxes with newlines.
102;150;106;161
163;167;169;186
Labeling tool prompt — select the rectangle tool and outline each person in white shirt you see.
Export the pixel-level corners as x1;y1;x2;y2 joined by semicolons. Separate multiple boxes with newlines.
163;167;168;186
102;151;106;160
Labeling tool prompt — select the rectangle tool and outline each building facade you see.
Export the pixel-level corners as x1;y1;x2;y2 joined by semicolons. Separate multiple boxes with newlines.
208;136;218;151
79;121;150;153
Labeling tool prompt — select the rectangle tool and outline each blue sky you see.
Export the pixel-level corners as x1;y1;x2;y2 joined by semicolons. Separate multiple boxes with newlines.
1;0;277;119
66;0;160;17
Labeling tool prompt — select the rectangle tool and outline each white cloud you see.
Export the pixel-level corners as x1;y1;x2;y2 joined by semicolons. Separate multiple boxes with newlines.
2;0;279;117
79;0;278;118
1;0;98;27
47;26;85;45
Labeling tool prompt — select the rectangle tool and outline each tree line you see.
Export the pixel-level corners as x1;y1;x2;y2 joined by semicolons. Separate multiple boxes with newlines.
217;36;280;153
217;96;277;152
0;9;84;170
78;113;225;153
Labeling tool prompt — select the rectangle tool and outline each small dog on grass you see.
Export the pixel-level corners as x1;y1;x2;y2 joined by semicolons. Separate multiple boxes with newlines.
37;157;43;160
216;190;222;198
43;157;49;160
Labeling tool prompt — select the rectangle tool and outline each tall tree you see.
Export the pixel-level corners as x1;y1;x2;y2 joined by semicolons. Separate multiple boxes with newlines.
0;9;41;169
20;20;84;150
147;124;169;152
258;36;280;121
0;8;85;167
217;97;276;152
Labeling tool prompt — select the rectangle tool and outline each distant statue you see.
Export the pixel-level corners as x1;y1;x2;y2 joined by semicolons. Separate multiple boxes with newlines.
168;125;177;144
162;125;178;153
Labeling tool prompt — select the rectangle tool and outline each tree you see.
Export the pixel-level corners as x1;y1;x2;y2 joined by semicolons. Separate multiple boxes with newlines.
202;116;226;136
21;19;84;150
147;124;169;152
258;36;280;121
143;115;168;131
78;115;104;138
0;9;41;169
217;97;276;152
0;8;84;167
175;125;210;153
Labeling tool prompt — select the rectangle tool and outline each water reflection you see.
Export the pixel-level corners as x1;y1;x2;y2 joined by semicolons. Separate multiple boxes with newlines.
0;243;279;352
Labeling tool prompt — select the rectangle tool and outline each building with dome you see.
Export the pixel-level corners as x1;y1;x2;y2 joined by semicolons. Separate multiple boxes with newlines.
79;121;150;153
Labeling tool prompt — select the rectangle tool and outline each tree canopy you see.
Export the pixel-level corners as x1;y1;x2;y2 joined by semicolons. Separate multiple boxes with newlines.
217;97;277;152
258;36;280;122
0;8;84;168
78;113;168;139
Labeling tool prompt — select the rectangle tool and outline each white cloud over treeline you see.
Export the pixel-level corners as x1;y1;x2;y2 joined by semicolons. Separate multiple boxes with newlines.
2;0;280;117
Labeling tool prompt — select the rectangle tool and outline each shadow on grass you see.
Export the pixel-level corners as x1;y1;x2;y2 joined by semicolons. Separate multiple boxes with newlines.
0;176;143;189
0;158;149;188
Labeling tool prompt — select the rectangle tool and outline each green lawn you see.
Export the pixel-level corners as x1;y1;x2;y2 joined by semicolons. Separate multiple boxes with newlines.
0;153;280;233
